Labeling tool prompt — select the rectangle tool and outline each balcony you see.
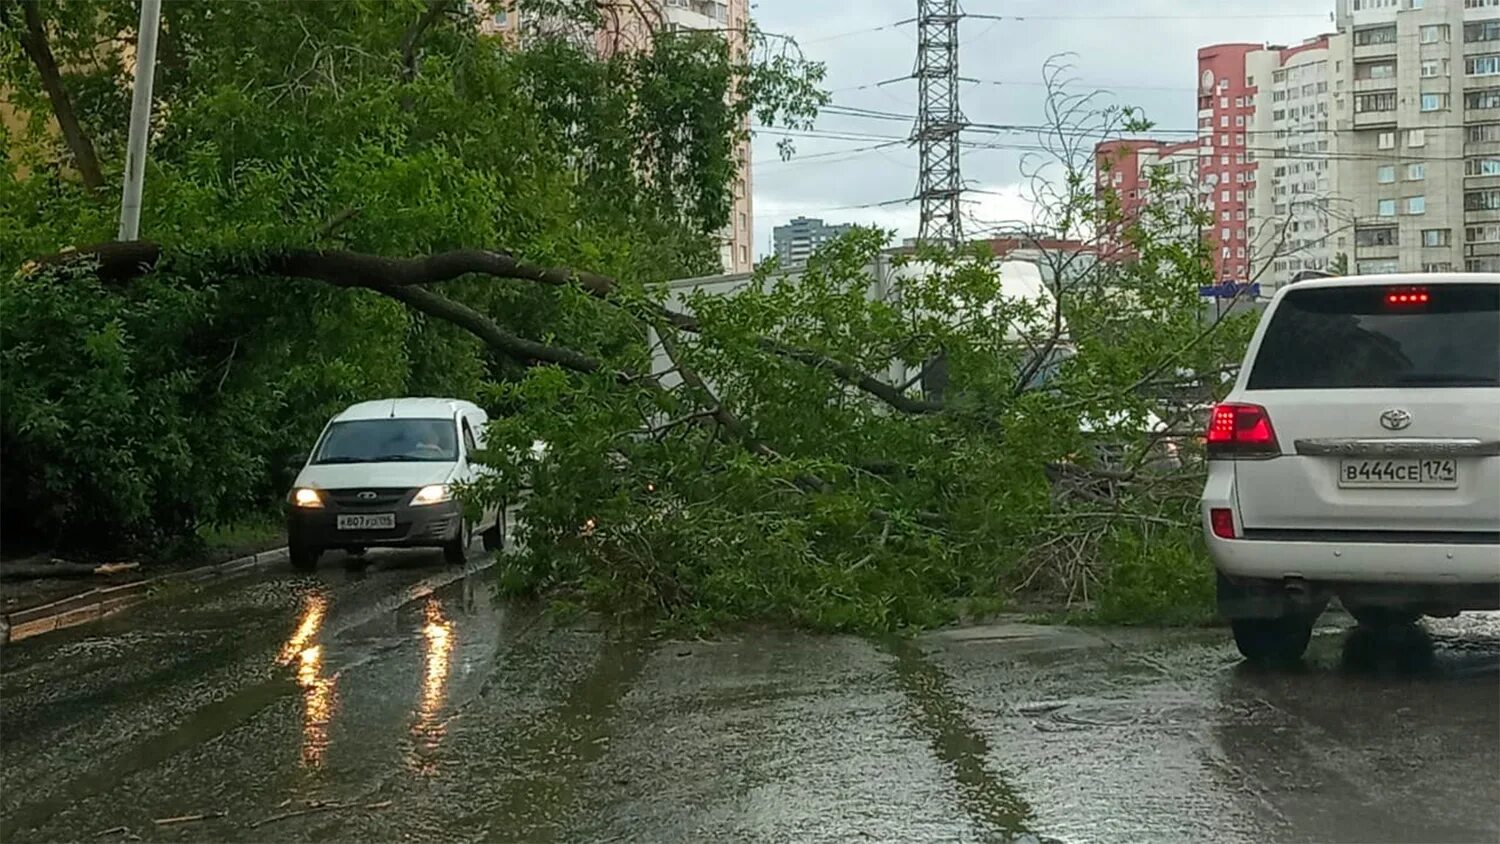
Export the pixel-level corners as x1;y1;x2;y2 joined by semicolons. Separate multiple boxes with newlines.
1353;108;1399;128
1352;77;1398;94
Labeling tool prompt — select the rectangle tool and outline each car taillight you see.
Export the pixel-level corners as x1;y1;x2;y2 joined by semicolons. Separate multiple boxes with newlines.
1210;508;1237;539
1206;402;1280;459
1386;286;1429;307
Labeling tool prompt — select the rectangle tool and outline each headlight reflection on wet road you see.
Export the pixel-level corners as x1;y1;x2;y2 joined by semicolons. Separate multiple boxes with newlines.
410;598;455;775
278;593;335;768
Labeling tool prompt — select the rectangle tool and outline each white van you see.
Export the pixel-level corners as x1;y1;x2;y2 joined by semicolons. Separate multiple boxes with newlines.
285;398;504;570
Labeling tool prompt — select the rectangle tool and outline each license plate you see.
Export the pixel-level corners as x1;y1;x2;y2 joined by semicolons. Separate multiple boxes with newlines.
1337;458;1458;489
337;513;396;530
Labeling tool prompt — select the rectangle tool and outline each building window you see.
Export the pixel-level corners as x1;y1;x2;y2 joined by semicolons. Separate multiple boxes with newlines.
1421;229;1451;247
1235;115;1245;127
1220;115;1229;127
1420;60;1448;78
1355;61;1396;81
1378;199;1397;216
739;244;749;264
1466;223;1500;242
1467;157;1500;176
1470;257;1500;271
1420;93;1449;111
1237;247;1246;258
1407;129;1425;147
1467;21;1500;43
1467;0;1500;8
1352;0;1398;7
1467;88;1500;110
1468;123;1500;142
1377;165;1396;183
1467;54;1500;76
1410;0;1424;8
1236;190;1245;201
1222;210;1231;222
1221;227;1231;240
1357;92;1397;113
1407;163;1426;180
1222;246;1232;258
1354;26;1397;47
1420;25;1449;44
1220;154;1230;165
1422;262;1454;272
1220;97;1229;108
1405;195;1426;214
1222;190;1230;201
1356;226;1397;247
1378;132;1395;150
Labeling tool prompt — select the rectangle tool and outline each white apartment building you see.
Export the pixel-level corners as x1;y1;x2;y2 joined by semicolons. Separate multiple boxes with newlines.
1245;37;1343;292
1336;0;1500;275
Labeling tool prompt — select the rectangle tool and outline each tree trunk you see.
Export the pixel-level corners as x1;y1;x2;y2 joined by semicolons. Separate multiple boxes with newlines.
14;0;106;190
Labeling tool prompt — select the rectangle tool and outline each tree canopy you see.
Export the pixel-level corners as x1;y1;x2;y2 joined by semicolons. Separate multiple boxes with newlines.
3;5;1254;631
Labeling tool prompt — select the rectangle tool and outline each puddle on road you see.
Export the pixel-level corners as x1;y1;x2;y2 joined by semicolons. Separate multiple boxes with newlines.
884;636;1037;842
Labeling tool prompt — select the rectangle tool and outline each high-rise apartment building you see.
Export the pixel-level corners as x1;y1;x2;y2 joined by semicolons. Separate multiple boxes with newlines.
1097;0;1500;295
772;216;854;267
477;0;754;274
1335;0;1500;276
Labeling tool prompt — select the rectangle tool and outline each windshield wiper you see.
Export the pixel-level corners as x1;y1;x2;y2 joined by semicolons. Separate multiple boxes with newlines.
312;456;368;464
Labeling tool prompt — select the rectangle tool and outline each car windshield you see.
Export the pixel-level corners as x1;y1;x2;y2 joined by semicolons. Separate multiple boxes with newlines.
312;418;458;464
1248;283;1500;390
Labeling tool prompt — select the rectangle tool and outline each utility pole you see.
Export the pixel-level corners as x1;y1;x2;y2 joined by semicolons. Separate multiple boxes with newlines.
911;0;964;247
118;0;162;241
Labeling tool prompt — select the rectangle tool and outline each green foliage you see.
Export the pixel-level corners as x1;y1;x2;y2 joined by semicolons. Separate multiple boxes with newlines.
1;0;821;552
1087;529;1217;626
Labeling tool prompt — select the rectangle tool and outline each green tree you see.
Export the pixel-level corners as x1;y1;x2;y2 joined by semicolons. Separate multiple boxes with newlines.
1;0;822;550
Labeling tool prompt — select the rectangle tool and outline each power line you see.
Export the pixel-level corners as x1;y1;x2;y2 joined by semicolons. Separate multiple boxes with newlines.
961;12;1333;21
801;18;916;45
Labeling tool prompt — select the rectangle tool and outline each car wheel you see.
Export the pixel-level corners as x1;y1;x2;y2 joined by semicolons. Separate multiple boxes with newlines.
481;514;506;552
289;543;320;572
1231;616;1315;664
1345;604;1420;629
443;520;469;566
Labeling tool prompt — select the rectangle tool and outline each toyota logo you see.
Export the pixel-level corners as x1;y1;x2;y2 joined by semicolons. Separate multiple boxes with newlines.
357;491;378;501
1379;408;1412;431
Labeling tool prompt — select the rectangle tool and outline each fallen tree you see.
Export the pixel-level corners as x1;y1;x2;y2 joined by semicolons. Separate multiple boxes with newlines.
5;2;1259;630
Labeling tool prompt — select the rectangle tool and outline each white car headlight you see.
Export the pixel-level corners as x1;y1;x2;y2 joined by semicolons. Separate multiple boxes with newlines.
411;484;452;506
291;488;324;509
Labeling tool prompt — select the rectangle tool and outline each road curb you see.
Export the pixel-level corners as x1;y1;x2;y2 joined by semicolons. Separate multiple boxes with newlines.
2;546;290;645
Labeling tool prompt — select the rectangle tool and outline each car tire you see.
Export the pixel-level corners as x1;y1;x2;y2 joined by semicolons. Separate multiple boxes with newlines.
1231;616;1315;664
289;543;320;572
481;516;506;553
443;521;469;566
1345;604;1420;629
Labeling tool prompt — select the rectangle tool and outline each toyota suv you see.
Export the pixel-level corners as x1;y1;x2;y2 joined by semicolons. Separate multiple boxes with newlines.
1202;273;1500;663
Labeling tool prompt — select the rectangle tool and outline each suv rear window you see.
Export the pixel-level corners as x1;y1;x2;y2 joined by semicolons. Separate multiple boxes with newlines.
1248;283;1500;389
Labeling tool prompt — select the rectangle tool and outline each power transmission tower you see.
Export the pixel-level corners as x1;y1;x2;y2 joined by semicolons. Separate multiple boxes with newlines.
911;0;964;247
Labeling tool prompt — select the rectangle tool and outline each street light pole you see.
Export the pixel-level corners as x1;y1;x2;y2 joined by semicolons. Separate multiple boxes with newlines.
117;0;162;241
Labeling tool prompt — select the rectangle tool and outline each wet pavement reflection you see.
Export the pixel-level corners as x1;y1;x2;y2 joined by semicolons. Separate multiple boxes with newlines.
2;555;1497;843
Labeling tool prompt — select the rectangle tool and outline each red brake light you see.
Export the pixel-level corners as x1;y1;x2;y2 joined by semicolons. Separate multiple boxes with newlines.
1206;403;1280;458
1386;287;1429;307
1210;508;1237;540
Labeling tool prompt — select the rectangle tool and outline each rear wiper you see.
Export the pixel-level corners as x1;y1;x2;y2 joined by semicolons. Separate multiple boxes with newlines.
1394;373;1499;385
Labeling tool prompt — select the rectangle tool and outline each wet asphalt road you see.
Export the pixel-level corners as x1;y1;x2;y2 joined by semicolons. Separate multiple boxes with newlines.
2;548;1498;844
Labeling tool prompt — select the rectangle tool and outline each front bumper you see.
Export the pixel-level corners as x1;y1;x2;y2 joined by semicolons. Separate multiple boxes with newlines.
287;496;462;551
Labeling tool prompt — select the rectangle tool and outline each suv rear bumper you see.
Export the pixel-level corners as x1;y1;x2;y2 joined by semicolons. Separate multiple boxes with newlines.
1204;521;1500;584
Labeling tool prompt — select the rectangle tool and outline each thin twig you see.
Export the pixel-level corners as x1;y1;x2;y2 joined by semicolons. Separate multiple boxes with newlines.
153;811;227;826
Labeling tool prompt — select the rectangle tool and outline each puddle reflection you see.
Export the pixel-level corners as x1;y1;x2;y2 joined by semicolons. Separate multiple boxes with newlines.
410;598;454;774
278;593;336;767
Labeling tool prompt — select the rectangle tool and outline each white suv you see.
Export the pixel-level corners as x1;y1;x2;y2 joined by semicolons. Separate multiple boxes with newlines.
1202;273;1500;663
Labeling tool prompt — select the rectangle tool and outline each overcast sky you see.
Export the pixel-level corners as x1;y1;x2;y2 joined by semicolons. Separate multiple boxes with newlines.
748;0;1338;255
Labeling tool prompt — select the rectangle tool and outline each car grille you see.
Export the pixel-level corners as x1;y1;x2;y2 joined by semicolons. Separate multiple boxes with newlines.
325;488;410;507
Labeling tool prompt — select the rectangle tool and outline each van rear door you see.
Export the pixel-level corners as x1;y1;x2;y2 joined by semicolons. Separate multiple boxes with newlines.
1233;279;1500;534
